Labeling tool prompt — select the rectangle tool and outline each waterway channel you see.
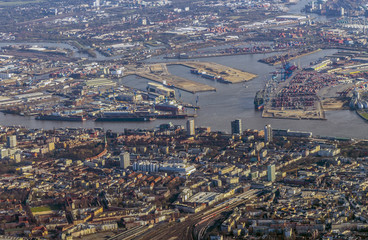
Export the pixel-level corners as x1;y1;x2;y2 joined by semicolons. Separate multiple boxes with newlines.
0;48;366;139
0;1;366;139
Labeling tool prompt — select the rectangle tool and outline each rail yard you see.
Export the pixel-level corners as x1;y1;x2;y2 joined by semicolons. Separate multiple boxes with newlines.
131;190;261;240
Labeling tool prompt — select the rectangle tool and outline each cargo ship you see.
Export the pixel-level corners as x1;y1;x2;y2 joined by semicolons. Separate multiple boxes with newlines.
190;69;231;84
95;111;156;122
36;114;86;121
155;101;183;113
254;90;264;110
190;69;201;74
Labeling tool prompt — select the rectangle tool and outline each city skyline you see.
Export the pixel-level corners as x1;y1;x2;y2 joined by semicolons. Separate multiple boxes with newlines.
0;0;367;239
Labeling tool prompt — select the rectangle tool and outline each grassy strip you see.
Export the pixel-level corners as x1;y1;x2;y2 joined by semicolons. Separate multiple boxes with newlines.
357;110;368;121
0;0;44;6
31;205;61;213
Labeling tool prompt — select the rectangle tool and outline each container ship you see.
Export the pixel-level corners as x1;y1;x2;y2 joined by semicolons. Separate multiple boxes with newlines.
95;111;156;122
254;90;265;110
36;114;86;121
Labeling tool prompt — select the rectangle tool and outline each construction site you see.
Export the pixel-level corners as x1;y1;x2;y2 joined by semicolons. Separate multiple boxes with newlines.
171;61;257;84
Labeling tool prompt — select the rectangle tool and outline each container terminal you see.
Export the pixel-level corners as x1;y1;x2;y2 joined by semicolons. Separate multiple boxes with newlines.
256;50;368;121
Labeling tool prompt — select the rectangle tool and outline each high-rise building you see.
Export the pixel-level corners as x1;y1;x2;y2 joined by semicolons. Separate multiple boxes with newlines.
264;124;273;143
267;164;276;182
187;119;195;136
231;119;242;135
141;18;147;26
120;152;130;169
7;135;17;148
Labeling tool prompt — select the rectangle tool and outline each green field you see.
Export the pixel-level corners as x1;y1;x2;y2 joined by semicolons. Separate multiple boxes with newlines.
360;112;368;119
0;0;44;6
357;110;368;121
31;205;60;213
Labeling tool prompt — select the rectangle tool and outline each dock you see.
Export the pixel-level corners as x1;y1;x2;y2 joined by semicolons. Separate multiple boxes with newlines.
123;61;257;93
132;72;216;93
259;48;322;66
169;61;257;83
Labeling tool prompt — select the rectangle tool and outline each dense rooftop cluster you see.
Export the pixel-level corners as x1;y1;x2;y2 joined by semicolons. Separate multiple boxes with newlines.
0;122;366;239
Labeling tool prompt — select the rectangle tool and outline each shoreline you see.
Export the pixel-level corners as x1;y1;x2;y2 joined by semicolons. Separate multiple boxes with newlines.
262;112;327;121
169;61;258;83
356;110;368;122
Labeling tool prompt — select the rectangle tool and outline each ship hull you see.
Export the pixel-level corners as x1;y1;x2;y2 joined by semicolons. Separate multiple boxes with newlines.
36;115;86;121
95;117;155;122
156;114;188;119
254;90;264;110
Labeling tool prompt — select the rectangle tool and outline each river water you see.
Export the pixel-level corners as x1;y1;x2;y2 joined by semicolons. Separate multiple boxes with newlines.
0;0;365;139
1;49;366;139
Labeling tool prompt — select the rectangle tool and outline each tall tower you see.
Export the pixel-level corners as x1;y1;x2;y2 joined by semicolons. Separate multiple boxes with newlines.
267;164;276;182
264;124;273;143
231;119;242;135
187;119;195;136
120;152;130;169
7;135;16;148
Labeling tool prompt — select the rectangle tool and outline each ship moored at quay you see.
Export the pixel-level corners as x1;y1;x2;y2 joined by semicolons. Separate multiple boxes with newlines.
94;107;196;122
94;111;156;122
36;114;86;121
254;90;265;110
190;69;232;84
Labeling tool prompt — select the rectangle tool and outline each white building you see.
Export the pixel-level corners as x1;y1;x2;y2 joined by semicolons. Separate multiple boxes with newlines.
187;119;195;136
267;164;276;182
120;152;130;169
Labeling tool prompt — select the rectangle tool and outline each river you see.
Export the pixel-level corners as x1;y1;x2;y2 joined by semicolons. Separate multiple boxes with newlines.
1;1;364;139
0;48;367;139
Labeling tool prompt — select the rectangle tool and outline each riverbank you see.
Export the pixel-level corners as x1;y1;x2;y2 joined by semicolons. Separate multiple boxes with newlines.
262;108;326;120
321;98;349;110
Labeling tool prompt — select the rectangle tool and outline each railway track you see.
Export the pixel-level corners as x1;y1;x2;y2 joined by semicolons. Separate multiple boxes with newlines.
108;226;150;240
135;190;261;240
